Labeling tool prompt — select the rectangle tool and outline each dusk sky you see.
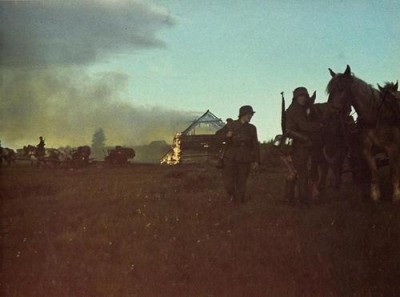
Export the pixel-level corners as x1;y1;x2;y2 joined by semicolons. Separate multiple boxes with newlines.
1;0;399;148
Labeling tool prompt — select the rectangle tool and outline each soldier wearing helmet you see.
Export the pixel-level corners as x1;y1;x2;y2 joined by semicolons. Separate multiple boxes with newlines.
284;87;321;206
36;136;46;157
216;105;260;204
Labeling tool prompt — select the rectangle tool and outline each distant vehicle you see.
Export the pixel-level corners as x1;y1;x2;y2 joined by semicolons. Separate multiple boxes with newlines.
105;146;135;165
69;145;91;167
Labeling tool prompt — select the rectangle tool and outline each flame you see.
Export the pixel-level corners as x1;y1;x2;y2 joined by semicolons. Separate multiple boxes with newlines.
161;132;182;165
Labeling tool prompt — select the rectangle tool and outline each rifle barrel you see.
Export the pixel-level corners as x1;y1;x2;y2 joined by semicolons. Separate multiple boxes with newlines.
281;92;286;134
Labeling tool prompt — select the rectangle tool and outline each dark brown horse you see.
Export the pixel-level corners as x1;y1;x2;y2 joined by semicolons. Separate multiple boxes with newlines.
308;99;350;194
327;65;400;202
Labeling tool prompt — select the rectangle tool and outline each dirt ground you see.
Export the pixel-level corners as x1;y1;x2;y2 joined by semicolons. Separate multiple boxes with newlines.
1;162;400;297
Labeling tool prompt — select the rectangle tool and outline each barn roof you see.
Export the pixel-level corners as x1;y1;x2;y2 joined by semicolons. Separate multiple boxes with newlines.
181;110;225;135
160;110;225;164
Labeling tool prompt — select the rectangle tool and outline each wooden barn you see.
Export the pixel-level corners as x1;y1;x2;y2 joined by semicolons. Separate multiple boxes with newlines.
160;110;226;165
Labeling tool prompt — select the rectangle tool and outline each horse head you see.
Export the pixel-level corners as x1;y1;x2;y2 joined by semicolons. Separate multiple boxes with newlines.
327;65;380;124
326;65;353;111
304;90;317;112
378;81;399;99
377;81;400;121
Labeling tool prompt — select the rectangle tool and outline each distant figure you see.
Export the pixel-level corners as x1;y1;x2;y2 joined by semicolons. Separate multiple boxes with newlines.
36;136;46;157
216;105;260;204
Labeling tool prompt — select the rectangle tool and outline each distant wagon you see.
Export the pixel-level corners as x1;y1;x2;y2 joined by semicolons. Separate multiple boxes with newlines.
0;147;16;166
20;144;91;168
105;146;135;165
69;145;92;167
22;145;66;167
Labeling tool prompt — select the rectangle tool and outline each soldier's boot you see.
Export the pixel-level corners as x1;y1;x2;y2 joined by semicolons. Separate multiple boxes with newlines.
284;179;296;204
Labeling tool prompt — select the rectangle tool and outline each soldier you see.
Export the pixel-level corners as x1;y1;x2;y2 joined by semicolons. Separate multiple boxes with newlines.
285;87;321;205
217;105;260;203
36;136;46;157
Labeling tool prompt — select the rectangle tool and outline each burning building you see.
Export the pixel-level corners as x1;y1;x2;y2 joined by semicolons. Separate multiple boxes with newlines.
160;110;225;165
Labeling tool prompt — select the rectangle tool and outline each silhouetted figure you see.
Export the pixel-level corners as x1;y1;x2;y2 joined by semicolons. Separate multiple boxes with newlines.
285;87;321;206
37;136;46;157
216;105;260;204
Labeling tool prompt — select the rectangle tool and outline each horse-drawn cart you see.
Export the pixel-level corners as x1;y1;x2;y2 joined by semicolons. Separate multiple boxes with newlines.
104;146;136;165
68;146;92;168
19;145;92;168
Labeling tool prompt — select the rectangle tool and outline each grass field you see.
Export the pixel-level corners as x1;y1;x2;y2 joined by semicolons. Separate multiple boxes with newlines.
1;162;400;297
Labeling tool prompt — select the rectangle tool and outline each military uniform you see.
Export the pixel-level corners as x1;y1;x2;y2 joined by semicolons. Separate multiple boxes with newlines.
218;106;260;203
285;87;321;204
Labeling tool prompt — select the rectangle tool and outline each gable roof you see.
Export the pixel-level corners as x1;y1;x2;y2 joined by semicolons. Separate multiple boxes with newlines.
160;110;225;164
181;110;225;135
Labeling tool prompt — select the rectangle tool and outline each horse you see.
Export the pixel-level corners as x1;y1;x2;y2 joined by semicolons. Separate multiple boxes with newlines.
307;99;351;196
377;81;400;118
0;147;16;166
327;65;400;202
105;146;135;165
23;145;66;167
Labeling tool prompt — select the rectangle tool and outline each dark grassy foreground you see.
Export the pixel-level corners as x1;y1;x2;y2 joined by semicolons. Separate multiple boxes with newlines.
1;163;400;297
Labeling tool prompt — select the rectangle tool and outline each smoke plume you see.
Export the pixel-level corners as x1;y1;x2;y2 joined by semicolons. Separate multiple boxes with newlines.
0;0;174;67
0;68;195;148
0;1;199;149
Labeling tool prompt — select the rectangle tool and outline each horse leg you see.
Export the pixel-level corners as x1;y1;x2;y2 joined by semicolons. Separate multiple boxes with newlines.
318;160;328;193
393;178;400;202
308;179;320;201
387;145;400;202
333;153;346;189
363;146;380;201
331;162;341;189
309;155;320;200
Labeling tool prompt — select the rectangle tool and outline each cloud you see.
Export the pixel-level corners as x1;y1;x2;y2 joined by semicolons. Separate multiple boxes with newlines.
0;68;196;148
0;0;174;67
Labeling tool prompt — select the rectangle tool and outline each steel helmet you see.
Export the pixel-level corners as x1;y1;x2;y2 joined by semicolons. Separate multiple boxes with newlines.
239;105;255;117
292;87;309;99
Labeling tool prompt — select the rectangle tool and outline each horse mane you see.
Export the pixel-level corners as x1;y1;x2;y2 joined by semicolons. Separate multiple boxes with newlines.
384;81;397;89
380;81;398;93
